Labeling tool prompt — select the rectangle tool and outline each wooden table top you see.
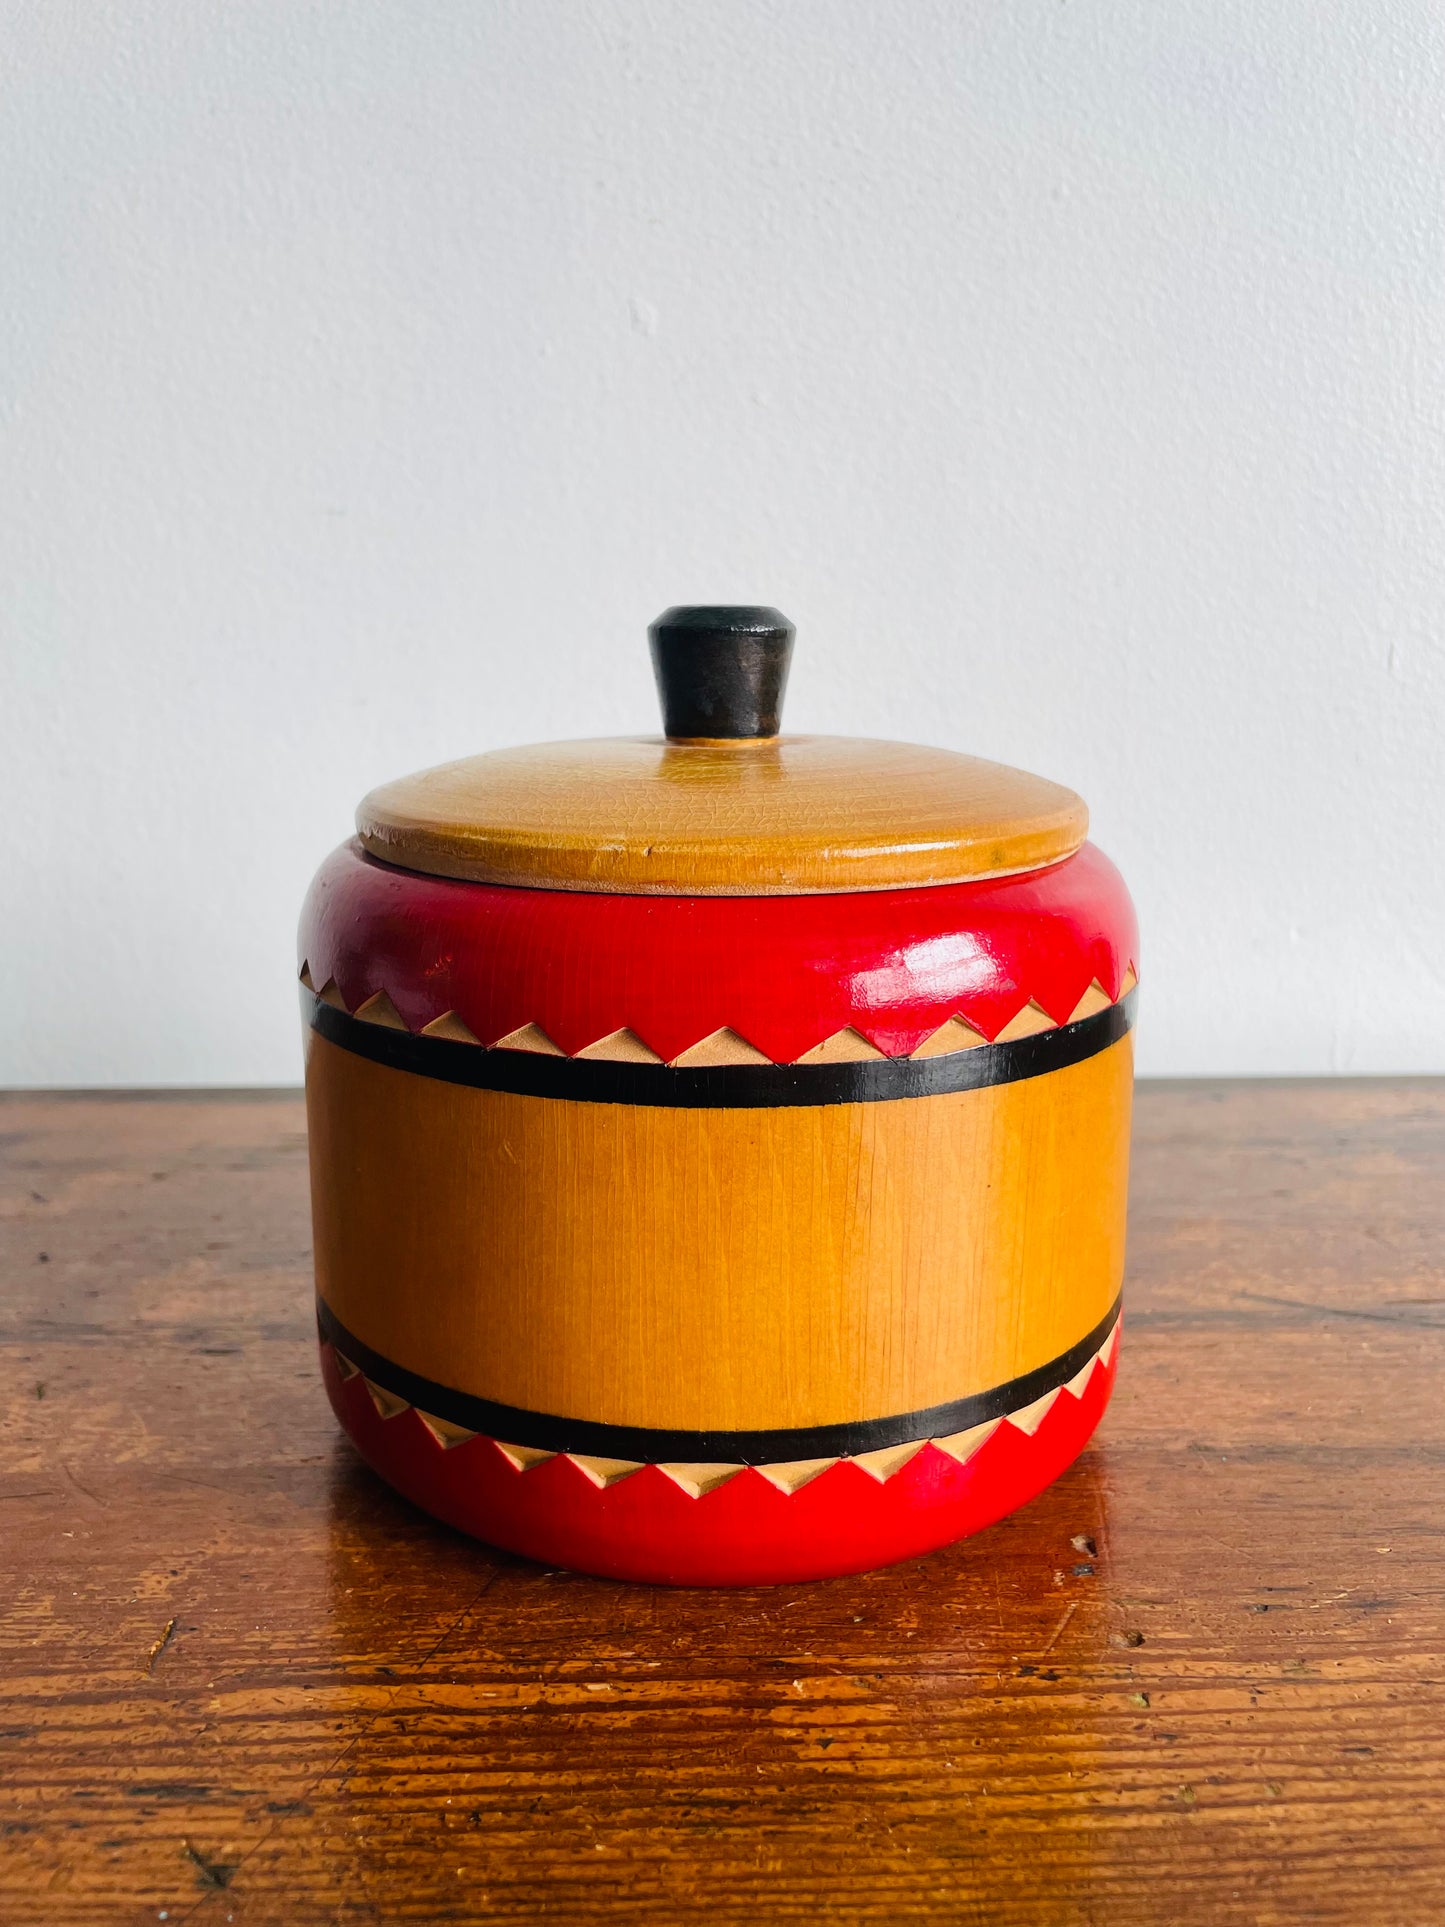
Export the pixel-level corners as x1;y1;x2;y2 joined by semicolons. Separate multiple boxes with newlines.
2;1082;1441;1925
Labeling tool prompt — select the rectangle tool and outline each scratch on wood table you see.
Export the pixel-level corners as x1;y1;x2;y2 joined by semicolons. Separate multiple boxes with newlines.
1;1081;1444;1924
1035;1601;1077;1657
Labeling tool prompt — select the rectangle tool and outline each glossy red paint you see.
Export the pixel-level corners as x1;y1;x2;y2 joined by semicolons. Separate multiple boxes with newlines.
320;1341;1118;1586
299;838;1137;1062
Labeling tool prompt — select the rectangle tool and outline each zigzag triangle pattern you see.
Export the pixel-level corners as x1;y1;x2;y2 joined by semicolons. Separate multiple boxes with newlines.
328;1317;1121;1502
300;963;1138;1068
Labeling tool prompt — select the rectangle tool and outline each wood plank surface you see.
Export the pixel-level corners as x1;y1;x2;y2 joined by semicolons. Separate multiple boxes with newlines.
1;1081;1442;1924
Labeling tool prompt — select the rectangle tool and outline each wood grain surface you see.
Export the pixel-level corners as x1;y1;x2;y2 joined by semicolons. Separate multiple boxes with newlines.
305;1031;1132;1430
2;1081;1443;1924
356;735;1088;893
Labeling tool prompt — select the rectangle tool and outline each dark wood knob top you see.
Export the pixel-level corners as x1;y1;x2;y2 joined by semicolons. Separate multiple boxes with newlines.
648;606;795;741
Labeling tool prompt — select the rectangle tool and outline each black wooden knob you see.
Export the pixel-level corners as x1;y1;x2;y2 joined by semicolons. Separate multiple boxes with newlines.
648;606;795;741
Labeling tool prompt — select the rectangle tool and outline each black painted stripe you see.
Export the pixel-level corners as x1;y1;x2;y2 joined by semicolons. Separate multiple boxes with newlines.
304;986;1135;1108
317;1293;1122;1465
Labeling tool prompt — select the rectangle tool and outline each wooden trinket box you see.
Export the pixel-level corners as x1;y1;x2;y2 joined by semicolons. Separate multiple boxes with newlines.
299;608;1137;1584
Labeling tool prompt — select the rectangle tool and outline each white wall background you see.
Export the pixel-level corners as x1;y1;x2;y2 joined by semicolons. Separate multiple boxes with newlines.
3;0;1443;1086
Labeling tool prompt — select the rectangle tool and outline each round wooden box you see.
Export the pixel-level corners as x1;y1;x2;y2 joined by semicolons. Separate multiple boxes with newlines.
299;608;1137;1585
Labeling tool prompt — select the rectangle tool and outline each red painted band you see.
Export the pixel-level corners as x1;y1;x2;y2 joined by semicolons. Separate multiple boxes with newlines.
299;839;1137;1064
320;1334;1119;1586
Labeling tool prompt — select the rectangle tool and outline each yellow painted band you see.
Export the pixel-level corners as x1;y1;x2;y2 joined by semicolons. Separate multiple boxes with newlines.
306;1030;1132;1432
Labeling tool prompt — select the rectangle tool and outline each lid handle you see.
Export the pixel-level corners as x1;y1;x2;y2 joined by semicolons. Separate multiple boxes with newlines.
648;605;795;741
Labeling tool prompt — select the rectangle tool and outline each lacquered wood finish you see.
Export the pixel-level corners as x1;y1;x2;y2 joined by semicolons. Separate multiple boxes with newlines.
5;1084;1444;1924
304;985;1135;1107
315;1293;1121;1467
306;1030;1132;1435
300;836;1138;1577
318;1331;1120;1584
356;735;1089;894
301;838;1137;1062
648;605;794;741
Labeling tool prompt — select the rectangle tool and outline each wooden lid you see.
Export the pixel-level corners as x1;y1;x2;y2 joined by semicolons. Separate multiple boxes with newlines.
357;608;1088;896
